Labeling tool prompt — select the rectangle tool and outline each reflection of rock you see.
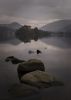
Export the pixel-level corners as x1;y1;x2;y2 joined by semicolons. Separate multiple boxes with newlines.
28;50;34;54
21;70;64;88
17;59;45;81
5;56;25;64
5;56;45;81
9;83;39;97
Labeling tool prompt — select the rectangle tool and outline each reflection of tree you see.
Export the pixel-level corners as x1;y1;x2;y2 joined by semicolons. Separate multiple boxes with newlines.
15;25;37;42
33;27;38;41
15;25;50;43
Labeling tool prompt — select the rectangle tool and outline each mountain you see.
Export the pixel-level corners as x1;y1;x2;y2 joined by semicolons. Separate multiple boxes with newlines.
8;22;22;30
0;22;22;41
0;22;22;31
41;20;71;32
41;20;71;37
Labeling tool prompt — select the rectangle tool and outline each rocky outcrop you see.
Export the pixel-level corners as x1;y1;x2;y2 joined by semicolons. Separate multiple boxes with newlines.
5;56;25;64
9;70;64;97
17;59;45;81
5;56;64;97
21;70;64;88
5;57;45;81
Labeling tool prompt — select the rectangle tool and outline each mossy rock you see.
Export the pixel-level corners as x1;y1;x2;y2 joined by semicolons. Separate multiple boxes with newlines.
21;70;64;88
17;59;45;81
8;83;39;97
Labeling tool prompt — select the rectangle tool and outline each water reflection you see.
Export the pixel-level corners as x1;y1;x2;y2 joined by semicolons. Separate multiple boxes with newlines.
0;37;71;100
41;37;71;48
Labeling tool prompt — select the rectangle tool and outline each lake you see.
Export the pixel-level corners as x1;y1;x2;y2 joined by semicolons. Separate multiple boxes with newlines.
0;37;71;100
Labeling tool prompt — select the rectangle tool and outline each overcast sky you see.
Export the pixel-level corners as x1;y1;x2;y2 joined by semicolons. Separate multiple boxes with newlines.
0;0;71;27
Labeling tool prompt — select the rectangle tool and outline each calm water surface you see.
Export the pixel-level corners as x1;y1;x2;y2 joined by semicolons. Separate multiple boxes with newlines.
0;37;71;100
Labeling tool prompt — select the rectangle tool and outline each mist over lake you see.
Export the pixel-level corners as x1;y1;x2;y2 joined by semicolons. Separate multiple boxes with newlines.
0;37;71;100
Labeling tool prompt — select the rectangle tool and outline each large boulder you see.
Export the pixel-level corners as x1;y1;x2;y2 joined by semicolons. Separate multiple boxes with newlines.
8;83;39;97
21;70;64;88
17;59;45;81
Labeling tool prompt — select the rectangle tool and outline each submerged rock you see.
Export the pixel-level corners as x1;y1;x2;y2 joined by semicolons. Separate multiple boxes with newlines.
5;56;25;64
21;70;64;88
17;59;45;81
8;83;39;97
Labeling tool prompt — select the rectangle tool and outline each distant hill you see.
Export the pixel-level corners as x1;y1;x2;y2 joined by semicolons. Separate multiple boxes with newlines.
41;20;71;37
0;22;22;41
8;22;22;30
41;20;71;32
0;22;21;30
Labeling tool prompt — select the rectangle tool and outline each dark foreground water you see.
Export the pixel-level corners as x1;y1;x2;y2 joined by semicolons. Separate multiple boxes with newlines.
0;37;71;100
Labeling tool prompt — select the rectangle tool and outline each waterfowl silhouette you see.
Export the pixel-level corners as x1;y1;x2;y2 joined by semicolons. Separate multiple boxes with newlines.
36;50;42;54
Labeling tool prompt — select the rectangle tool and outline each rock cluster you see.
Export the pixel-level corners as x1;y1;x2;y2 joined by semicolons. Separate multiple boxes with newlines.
5;56;64;97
